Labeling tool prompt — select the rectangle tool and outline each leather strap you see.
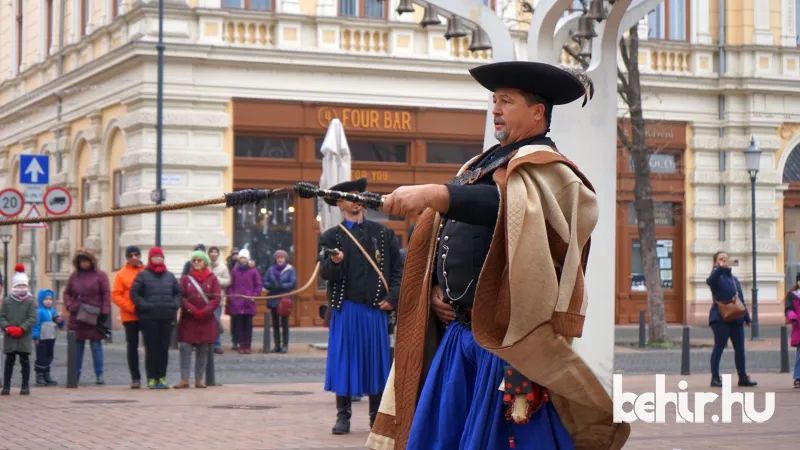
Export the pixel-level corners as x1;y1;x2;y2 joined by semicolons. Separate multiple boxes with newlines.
337;223;390;292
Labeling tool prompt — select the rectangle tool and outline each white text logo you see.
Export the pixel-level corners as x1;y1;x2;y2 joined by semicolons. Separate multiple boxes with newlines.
613;374;775;423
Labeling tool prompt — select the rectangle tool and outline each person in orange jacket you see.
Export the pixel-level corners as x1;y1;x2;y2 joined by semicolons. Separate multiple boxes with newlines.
112;246;145;389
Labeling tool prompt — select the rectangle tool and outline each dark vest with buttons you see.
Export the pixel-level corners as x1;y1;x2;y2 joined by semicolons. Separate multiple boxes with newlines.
435;136;554;311
323;220;393;310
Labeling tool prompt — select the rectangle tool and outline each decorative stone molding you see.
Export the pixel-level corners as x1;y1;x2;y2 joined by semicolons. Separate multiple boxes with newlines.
56;238;72;255
21;137;37;153
84;236;103;253
692;239;782;255
119;151;229;171
120;110;230;131
690;204;781;220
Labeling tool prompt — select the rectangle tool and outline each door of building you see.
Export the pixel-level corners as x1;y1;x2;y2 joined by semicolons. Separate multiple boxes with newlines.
615;202;685;324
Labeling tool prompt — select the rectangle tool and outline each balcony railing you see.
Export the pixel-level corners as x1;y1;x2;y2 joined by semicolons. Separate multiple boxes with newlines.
0;5;739;108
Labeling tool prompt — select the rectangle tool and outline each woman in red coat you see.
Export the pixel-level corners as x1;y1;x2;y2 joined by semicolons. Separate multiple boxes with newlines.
174;250;221;389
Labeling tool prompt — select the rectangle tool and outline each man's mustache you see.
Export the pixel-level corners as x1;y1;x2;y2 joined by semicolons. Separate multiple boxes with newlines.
494;117;505;125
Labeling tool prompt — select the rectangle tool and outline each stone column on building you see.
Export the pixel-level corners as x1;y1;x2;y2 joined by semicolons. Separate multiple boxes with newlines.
117;98;230;272
279;0;300;14
81;112;106;264
317;0;337;16
753;0;774;45
781;0;797;46
49;123;73;293
693;0;712;45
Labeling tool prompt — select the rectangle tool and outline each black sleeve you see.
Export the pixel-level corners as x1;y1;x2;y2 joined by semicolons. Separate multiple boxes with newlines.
384;229;403;309
319;230;345;281
445;184;500;227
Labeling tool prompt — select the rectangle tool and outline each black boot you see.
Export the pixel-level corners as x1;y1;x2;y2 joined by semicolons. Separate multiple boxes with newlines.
369;393;382;429
710;375;722;387
20;358;30;395
280;326;289;354
332;396;351;435
35;372;46;387
738;374;758;387
1;357;13;395
43;370;58;386
271;326;281;353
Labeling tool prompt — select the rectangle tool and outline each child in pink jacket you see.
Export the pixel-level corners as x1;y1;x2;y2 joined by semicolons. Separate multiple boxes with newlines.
785;273;800;388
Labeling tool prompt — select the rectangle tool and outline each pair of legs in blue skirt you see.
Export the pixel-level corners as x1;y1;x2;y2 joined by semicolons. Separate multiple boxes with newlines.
407;322;574;450
325;300;391;435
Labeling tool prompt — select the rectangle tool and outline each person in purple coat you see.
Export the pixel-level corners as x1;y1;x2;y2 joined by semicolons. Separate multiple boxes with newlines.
226;249;262;354
63;249;111;386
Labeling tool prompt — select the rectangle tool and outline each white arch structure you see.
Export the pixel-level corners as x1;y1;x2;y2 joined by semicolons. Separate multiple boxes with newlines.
423;0;664;393
777;133;800;180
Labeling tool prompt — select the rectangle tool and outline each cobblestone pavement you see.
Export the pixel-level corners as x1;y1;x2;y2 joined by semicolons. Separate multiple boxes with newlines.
0;373;797;449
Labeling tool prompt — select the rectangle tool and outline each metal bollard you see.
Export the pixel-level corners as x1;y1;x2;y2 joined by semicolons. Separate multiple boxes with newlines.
66;330;78;388
262;311;271;353
206;345;216;386
638;310;646;348
680;326;691;375
780;325;790;373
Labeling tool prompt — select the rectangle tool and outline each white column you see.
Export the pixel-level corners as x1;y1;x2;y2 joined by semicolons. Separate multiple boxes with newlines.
317;0;337;16
753;0;773;45
50;0;59;56
637;15;648;39
781;0;797;46
497;0;518;28
71;0;81;43
280;0;300;14
693;0;712;45
39;0;48;62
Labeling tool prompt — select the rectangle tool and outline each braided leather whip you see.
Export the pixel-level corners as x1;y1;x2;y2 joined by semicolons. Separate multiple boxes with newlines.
0;188;287;226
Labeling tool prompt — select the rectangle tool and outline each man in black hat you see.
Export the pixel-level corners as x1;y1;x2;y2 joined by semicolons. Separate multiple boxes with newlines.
368;62;628;450
318;177;403;435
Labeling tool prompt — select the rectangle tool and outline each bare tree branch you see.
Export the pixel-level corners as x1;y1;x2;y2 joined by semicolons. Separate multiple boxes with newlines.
562;44;590;70
619;35;631;69
617;123;633;153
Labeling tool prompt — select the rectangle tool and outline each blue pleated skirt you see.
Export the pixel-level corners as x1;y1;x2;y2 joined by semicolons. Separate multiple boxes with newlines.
324;300;391;396
407;323;575;450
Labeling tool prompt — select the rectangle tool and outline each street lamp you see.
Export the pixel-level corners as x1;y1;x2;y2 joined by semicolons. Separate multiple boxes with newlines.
0;226;12;298
744;135;762;340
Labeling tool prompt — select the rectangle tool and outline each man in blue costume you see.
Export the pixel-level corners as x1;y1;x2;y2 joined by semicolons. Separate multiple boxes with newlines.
367;61;629;450
318;177;403;435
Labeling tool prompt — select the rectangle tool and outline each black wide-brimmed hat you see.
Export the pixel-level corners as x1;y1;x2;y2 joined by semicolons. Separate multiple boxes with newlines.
324;177;368;206
469;61;593;106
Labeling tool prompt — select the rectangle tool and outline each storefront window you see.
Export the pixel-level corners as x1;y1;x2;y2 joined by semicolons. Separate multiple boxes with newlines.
630;239;673;290
235;137;297;159
315;139;408;162
233;194;295;275
426;143;482;165
628;202;675;227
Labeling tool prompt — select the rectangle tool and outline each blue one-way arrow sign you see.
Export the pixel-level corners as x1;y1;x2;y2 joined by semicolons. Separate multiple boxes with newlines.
19;155;49;185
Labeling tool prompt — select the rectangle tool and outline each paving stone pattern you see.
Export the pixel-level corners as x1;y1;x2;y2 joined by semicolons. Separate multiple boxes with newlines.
1;374;799;449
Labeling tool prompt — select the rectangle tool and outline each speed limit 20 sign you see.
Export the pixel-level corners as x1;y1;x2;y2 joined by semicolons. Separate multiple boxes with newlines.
0;188;24;217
